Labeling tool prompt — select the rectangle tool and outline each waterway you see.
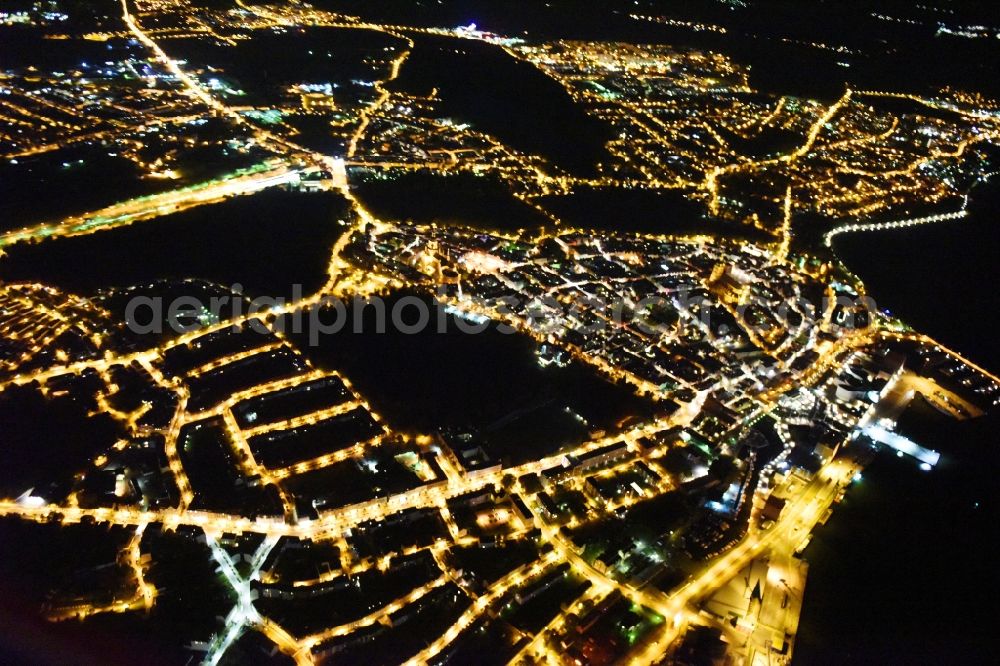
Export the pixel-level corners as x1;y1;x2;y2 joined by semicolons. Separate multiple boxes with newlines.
796;183;1000;663
832;179;1000;373
795;409;999;664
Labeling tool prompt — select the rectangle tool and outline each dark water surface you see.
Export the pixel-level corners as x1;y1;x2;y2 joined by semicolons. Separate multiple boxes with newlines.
833;180;1000;373
795;410;1000;664
796;180;1000;663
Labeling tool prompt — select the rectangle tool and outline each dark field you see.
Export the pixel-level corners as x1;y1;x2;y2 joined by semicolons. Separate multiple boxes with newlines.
320;0;1000;100
350;170;551;231
0;520;159;666
537;186;773;240
0;190;351;300
161;27;402;106
1;146;166;230
288;292;658;436
0;384;125;500
389;33;613;176
1;121;270;231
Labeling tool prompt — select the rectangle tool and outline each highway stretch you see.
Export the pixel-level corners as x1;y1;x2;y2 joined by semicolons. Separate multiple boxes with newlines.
0;161;302;249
